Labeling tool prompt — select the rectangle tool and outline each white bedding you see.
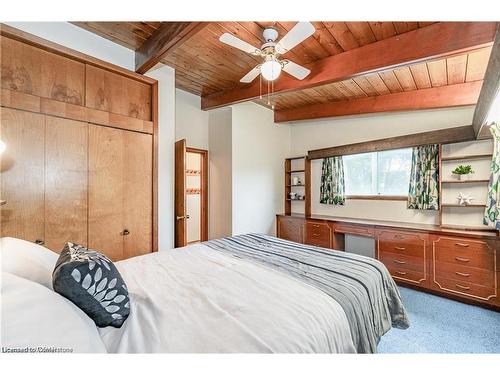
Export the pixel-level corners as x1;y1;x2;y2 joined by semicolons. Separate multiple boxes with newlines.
99;243;356;353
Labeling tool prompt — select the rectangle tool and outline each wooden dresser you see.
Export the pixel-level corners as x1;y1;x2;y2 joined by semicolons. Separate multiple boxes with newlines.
277;214;500;310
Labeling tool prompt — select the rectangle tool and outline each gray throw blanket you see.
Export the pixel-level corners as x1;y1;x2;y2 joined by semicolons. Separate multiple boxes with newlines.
204;233;410;353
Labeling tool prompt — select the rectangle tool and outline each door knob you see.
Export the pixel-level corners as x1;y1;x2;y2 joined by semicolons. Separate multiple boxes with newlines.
121;229;130;236
176;215;190;220
35;239;45;245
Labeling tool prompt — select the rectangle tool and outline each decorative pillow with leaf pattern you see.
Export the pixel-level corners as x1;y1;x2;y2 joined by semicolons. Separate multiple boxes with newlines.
52;243;130;328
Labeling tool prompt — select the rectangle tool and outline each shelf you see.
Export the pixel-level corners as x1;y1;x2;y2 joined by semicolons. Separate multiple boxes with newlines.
441;204;487;208
285;184;306;187
440;224;496;232
441;153;492;162
286;169;305;173
442;179;489;184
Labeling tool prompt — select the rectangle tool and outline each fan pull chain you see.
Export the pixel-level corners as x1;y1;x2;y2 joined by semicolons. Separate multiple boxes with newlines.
271;79;275;110
259;73;262;100
267;79;270;106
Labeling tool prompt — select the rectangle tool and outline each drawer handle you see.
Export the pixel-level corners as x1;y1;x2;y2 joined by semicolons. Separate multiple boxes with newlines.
395;271;407;276
455;284;470;291
393;259;406;265
394;246;405;251
394;234;405;239
312;233;320;237
455;257;470;263
312;224;320;228
35;239;45;245
455;271;470;277
455;242;470;248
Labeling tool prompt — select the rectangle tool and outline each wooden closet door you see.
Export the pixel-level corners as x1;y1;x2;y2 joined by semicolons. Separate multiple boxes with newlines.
123;130;152;258
0;108;45;243
88;125;125;260
88;124;152;260
44;116;88;251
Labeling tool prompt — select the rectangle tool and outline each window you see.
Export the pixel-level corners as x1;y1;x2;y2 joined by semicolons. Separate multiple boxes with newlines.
344;148;412;197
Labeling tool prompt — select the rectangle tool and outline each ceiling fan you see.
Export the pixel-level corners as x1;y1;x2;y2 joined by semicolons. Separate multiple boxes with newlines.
219;22;316;83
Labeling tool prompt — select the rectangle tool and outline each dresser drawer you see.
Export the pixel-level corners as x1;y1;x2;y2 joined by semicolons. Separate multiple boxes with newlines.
277;217;304;244
385;263;426;284
377;229;427;258
334;223;374;237
434;262;496;288
433;277;497;301
379;252;425;273
304;221;331;248
433;237;495;271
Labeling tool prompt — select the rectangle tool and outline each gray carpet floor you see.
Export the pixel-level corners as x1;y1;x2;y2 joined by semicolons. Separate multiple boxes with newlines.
377;287;500;353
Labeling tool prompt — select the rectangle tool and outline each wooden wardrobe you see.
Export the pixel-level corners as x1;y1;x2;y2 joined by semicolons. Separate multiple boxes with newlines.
0;25;158;260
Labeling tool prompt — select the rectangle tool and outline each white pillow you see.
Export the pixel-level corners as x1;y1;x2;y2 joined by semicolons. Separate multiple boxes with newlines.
1;237;58;289
1;272;107;353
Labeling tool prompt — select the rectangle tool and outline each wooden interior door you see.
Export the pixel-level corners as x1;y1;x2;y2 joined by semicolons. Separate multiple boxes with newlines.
122;130;152;258
175;139;187;247
88;124;125;260
0;108;45;243
44;116;88;251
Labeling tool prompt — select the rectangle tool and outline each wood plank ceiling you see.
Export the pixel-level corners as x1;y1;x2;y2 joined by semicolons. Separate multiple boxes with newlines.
73;21;496;121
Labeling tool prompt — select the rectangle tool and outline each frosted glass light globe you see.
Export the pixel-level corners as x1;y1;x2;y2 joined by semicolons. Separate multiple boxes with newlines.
0;140;5;154
261;59;281;81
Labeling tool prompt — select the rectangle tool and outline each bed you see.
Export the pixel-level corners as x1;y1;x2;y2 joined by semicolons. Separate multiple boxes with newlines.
1;234;409;353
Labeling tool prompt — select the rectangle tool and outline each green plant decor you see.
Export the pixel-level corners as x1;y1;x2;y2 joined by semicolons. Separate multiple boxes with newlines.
452;165;474;175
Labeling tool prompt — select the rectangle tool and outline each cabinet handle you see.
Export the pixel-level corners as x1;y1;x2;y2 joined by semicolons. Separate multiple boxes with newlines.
121;229;130;236
312;224;320;228
455;242;470;248
35;239;45;245
395;271;407;276
455;284;470;291
313;233;320;237
393;259;406;265
455;257;470;263
455;271;470;277
394;246;405;251
395;234;405;239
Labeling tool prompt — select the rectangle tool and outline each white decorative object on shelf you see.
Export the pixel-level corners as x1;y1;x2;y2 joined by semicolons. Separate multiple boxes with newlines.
457;192;474;206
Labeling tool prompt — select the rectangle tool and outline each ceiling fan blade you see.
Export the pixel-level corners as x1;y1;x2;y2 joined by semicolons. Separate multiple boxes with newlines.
219;33;261;55
276;22;316;53
240;66;261;83
282;60;311;80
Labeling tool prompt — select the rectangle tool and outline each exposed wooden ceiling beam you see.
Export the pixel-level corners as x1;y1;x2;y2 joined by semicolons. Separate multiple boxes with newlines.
135;22;208;74
472;24;500;139
202;22;497;110
274;81;482;123
308;126;476;160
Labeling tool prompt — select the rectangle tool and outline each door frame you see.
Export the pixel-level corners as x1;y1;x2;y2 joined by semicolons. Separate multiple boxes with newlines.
186;147;209;242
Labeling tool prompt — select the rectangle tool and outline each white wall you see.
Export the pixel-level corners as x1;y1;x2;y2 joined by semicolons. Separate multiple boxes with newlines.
231;103;291;236
208;109;233;239
175;89;209;150
289;106;477;225
146;65;176;249
7;22;177;249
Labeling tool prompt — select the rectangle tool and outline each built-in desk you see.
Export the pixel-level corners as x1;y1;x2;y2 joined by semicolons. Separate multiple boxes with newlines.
276;213;500;310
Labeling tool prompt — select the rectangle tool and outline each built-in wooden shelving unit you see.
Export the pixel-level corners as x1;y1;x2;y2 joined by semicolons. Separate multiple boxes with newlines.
439;142;496;232
284;156;311;216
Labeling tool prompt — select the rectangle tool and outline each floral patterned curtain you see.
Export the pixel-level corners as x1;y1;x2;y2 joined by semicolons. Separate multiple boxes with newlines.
320;156;345;205
484;123;500;230
407;145;439;210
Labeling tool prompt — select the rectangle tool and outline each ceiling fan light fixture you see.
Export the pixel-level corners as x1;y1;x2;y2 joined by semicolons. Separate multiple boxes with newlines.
261;59;282;81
